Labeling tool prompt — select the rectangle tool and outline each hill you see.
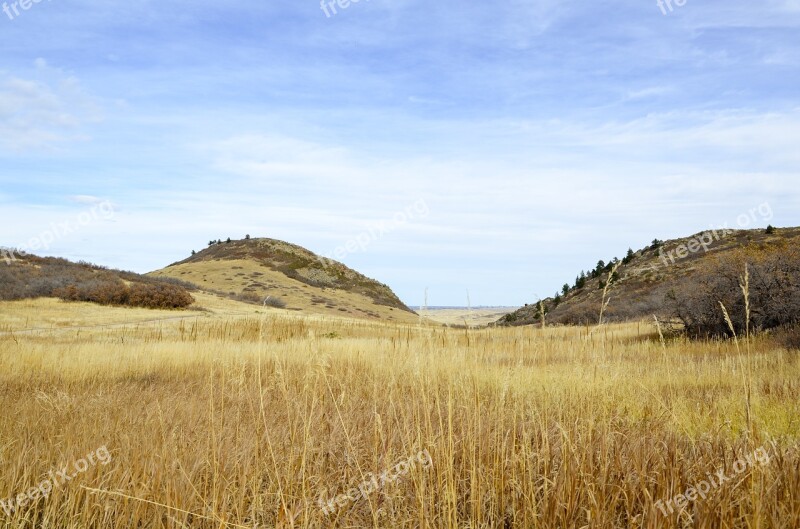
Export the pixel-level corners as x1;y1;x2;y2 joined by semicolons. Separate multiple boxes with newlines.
0;253;196;309
499;226;800;331
149;237;418;323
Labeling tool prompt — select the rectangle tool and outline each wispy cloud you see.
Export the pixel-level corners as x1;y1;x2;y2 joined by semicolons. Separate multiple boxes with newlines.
0;59;102;152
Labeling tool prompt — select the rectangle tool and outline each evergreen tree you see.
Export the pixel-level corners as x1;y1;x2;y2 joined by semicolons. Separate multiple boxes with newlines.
623;248;635;264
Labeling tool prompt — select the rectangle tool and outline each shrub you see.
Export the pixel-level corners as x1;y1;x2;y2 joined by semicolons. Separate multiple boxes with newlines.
667;241;800;337
54;281;194;309
0;253;195;310
263;296;288;309
127;283;195;309
233;292;262;304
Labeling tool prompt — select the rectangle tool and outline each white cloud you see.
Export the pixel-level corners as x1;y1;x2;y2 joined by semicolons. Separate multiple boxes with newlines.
0;59;102;152
69;195;106;205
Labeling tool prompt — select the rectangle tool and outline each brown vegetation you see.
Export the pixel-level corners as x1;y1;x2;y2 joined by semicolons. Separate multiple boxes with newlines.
0;254;194;310
55;281;194;309
667;240;800;337
500;228;800;336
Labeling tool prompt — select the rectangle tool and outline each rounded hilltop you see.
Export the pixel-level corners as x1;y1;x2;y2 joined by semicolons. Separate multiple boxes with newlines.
150;236;417;322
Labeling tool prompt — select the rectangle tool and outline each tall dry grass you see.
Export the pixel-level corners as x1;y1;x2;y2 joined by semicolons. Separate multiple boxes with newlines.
0;311;799;528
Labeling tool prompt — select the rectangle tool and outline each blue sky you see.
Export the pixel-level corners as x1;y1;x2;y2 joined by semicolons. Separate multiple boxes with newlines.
1;0;799;306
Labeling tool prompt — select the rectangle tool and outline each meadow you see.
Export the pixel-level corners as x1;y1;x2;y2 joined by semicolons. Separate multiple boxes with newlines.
0;298;798;528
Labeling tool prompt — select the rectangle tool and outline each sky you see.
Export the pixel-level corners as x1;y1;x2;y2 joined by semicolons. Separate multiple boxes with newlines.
1;0;799;307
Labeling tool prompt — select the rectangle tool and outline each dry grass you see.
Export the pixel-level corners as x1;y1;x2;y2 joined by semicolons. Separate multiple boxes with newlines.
0;300;799;528
416;308;517;327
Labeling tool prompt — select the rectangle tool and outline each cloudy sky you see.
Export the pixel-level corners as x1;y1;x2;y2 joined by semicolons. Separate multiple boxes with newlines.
1;0;799;306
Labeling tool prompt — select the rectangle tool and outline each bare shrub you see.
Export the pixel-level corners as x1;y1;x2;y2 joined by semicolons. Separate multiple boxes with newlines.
262;296;287;309
667;241;800;337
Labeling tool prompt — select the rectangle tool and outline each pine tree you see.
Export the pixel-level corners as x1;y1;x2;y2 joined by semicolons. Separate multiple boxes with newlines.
623;248;635;264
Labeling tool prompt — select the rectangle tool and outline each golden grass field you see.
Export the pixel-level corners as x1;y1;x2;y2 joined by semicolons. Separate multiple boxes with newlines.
1;297;799;528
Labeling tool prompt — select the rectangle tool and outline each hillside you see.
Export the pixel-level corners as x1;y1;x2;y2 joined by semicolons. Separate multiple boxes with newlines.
0;253;196;309
499;226;800;328
149;237;419;323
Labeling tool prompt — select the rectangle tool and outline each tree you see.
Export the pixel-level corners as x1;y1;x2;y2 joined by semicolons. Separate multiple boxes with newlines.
623;248;635;264
766;225;776;235
562;284;570;296
651;239;664;250
245;234;251;240
191;250;196;256
595;260;606;276
208;240;215;246
226;237;232;243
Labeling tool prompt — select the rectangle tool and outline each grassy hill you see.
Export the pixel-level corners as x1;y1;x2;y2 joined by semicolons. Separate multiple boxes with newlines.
149;237;419;323
499;226;800;328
